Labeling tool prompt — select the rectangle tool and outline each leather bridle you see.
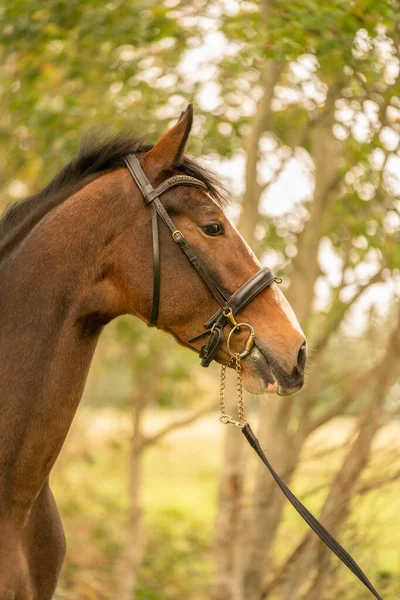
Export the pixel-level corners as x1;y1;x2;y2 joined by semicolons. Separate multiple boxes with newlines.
123;153;383;600
124;154;277;367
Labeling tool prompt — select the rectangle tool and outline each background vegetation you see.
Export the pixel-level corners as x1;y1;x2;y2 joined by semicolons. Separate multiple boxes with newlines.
1;0;399;598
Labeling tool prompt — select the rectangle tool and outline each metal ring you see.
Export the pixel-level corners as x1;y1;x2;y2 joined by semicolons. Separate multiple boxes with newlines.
227;323;255;358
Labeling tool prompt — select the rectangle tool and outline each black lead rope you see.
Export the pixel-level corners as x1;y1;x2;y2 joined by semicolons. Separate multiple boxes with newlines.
241;423;384;600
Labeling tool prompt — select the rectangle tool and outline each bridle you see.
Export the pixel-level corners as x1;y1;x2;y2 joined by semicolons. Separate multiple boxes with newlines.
123;153;383;600
124;153;277;367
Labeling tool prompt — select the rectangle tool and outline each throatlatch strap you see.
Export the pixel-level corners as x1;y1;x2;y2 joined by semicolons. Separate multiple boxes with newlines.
242;423;383;600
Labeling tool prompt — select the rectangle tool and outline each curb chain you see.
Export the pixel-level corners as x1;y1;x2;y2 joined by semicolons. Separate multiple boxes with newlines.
219;354;246;428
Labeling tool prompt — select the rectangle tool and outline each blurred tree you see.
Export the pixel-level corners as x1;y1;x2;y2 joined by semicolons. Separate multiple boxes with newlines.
0;0;204;202
207;1;400;599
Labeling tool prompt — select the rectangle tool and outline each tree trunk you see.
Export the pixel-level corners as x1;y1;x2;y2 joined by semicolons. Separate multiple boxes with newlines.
117;381;148;600
243;398;304;600
212;376;249;600
238;61;284;247
116;339;164;600
285;106;342;328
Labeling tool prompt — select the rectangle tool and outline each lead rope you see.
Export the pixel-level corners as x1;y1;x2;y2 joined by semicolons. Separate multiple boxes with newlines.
219;356;384;600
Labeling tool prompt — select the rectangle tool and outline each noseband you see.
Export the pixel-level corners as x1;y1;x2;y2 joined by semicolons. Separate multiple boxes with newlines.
124;154;277;367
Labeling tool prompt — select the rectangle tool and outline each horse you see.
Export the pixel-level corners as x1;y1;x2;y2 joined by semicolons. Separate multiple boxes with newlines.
0;105;306;599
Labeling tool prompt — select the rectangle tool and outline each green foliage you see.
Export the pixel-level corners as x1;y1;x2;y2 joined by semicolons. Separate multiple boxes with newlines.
136;510;213;600
0;0;199;198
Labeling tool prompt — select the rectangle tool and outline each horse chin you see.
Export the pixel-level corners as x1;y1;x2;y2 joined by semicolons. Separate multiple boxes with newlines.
241;347;278;395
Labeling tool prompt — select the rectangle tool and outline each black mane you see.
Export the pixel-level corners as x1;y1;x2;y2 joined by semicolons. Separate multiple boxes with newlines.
0;132;228;260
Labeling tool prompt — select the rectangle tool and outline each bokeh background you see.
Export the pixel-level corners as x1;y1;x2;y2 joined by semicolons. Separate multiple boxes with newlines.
1;1;400;598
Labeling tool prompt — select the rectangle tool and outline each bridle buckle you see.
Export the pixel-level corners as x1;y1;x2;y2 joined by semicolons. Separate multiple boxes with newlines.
172;230;184;242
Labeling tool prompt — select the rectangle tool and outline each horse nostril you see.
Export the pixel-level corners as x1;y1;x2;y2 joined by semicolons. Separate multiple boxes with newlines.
297;341;307;371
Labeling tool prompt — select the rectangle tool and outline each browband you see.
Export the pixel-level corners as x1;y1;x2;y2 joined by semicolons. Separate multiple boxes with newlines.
124;155;207;208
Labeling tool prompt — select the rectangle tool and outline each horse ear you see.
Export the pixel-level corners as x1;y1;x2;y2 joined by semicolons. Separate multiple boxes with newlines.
143;104;193;176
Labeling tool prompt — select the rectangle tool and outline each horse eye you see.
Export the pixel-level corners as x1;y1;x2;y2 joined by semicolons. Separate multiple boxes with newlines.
202;223;223;236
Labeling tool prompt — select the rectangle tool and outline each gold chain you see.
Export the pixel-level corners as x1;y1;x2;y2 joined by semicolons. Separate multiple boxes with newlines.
219;354;246;428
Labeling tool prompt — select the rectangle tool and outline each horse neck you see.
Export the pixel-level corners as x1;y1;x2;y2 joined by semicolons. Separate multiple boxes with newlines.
0;169;138;519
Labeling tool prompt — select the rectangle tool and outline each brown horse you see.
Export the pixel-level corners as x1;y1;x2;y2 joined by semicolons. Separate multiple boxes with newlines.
0;106;306;599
